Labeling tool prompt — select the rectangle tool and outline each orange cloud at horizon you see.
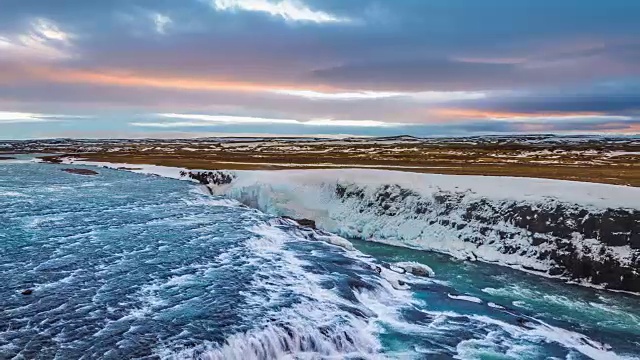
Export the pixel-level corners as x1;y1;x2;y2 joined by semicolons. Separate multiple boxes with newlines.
512;121;640;134
13;64;335;94
584;122;640;134
433;108;605;120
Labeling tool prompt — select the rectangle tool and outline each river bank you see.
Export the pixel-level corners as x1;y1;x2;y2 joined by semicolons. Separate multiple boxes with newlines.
20;134;640;187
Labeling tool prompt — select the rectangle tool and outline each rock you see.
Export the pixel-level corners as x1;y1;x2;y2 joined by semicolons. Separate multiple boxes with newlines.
322;235;355;251
0;156;16;160
410;267;432;277
62;168;99;176
394;262;435;277
548;267;564;276
21;289;33;295
389;265;407;274
347;277;376;291
283;216;316;229
295;218;317;229
183;171;234;185
630;233;640;250
40;156;63;163
379;268;410;290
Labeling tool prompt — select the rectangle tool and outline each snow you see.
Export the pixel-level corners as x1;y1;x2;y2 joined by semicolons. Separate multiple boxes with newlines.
218;169;640;210
204;169;639;286
487;302;505;309
393;261;435;277
606;151;640;157
59;159;192;181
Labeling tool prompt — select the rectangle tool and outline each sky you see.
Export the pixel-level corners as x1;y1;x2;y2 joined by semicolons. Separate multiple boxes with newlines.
1;0;639;139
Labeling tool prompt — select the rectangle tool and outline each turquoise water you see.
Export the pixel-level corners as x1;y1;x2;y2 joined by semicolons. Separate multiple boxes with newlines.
1;157;639;359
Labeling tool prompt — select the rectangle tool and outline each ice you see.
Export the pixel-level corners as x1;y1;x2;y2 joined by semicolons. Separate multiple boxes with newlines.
220;169;640;210
205;169;639;289
393;261;435;277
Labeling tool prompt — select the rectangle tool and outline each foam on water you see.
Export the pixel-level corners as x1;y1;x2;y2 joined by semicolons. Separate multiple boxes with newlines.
448;294;483;304
0;190;28;197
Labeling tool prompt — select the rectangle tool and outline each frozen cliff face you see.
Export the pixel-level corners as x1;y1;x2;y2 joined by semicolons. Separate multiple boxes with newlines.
333;183;639;292
208;169;640;293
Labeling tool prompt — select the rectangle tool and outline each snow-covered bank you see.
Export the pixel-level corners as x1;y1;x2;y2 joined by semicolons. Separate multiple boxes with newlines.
206;169;640;293
55;158;640;293
54;158;192;180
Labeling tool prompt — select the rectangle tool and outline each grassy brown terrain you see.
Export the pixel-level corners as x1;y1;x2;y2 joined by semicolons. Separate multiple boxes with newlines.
34;136;640;187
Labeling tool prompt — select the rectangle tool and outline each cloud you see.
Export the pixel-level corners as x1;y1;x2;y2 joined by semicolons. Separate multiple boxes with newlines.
311;51;640;91
211;0;350;23
1;0;640;138
10;64;311;93
151;13;172;34
272;89;487;102
26;129;360;140
0;111;61;123
272;89;403;100
2;61;487;103
507;119;640;134
303;119;400;127
129;113;640;135
130;121;219;128
131;113;407;127
432;108;633;122
157;113;299;124
449;90;640;115
0;18;73;61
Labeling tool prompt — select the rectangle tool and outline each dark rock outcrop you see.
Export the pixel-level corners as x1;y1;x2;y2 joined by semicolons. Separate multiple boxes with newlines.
62;168;98;176
40;156;63;163
180;170;235;185
283;217;317;229
0;156;16;160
